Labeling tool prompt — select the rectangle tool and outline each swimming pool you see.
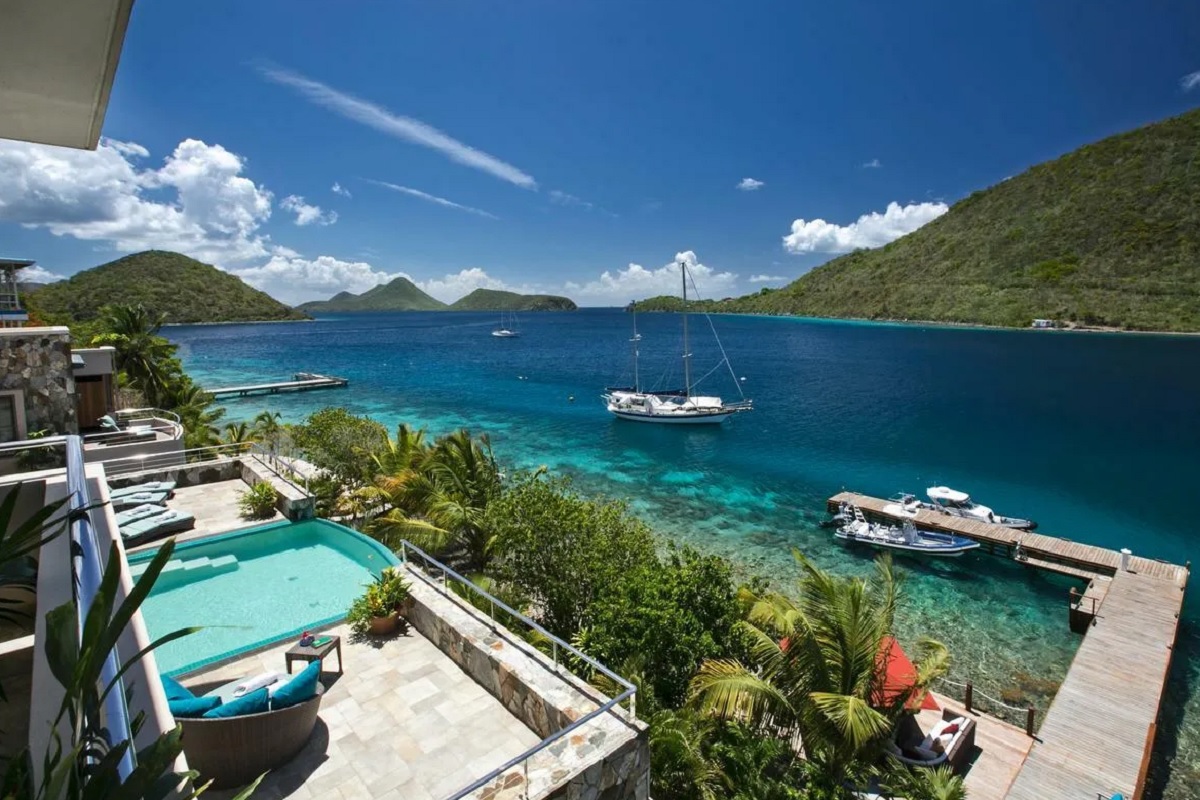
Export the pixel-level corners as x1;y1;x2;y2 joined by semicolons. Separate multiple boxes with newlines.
128;519;400;675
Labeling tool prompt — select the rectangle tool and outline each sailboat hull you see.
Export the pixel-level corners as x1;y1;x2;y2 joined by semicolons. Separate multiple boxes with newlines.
607;407;741;424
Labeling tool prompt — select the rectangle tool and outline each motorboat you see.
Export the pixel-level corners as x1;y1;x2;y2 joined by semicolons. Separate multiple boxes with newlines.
834;504;980;557
602;261;752;424
925;486;1037;530
882;493;922;518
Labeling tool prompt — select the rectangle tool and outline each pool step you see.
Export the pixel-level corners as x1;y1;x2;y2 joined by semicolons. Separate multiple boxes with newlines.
130;554;239;584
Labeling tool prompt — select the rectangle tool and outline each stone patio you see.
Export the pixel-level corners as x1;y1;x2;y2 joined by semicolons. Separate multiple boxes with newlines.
193;622;541;800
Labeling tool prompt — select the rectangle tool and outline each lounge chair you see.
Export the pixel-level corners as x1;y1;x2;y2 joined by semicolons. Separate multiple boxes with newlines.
109;481;177;498
886;709;976;772
111;491;172;510
113;503;169;527
120;509;195;545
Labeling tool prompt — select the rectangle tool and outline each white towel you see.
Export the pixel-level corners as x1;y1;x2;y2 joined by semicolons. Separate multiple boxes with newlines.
233;672;284;697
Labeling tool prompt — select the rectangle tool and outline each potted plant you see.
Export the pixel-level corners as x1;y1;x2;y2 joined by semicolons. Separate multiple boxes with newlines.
347;568;411;635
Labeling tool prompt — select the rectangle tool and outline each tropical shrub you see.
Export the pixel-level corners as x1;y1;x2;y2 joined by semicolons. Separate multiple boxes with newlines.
346;568;412;634
238;482;278;519
291;408;388;487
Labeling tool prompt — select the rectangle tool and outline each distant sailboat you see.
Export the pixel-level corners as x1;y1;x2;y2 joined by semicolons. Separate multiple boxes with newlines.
492;309;520;338
602;261;752;424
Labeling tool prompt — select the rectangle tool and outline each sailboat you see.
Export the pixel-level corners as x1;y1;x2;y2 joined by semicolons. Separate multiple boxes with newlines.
602;261;752;424
492;309;520;338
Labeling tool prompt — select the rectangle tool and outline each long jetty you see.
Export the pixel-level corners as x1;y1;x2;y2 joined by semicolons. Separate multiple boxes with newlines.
828;491;1189;800
206;372;348;399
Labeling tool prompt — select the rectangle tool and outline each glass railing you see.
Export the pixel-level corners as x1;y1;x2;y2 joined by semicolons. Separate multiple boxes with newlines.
397;540;637;800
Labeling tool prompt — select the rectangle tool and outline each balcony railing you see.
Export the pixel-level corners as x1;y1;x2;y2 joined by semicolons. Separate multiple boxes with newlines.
398;540;637;800
0;435;136;780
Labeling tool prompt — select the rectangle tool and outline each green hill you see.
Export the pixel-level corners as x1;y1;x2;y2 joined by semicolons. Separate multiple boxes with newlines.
297;277;447;312
660;108;1200;331
26;251;308;323
448;288;577;311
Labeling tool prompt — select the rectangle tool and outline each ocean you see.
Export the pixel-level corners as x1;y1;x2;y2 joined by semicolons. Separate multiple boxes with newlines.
168;308;1200;797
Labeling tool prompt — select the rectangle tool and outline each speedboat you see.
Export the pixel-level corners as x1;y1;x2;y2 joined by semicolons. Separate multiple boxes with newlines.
925;486;1037;530
882;493;922;518
834;504;980;557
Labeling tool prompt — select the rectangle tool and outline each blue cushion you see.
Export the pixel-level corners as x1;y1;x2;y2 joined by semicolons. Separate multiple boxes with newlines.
202;687;270;718
160;674;194;701
271;660;321;710
168;695;221;718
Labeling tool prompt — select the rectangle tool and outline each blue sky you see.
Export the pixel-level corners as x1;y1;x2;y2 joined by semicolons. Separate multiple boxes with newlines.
2;1;1199;305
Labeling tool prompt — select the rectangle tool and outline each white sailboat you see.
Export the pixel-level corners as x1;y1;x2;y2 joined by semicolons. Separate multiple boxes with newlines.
492;309;520;338
602;261;752;424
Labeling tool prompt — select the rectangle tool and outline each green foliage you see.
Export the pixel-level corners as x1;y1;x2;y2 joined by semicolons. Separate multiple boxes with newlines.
26;250;307;324
238;482;278;520
489;472;658;637
346;568;412;634
290;408;389;487
448;288;577;311
91;304;178;404
880;764;967;800
585;546;741;708
635;108;1200;330
297;277;447;312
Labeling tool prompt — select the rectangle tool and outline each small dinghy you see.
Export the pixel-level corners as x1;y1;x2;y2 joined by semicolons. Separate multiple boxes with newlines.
834;504;980;557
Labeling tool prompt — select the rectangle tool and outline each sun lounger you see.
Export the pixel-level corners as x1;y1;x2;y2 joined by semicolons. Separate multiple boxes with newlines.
111;491;172;510
120;510;195;546
114;503;169;527
109;481;177;498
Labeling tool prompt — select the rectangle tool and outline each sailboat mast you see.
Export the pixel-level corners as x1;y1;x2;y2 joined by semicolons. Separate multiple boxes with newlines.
681;260;691;397
631;302;640;392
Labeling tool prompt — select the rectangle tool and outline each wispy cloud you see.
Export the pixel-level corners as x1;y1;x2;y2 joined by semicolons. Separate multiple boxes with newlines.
1181;71;1200;92
280;195;337;226
737;177;764;191
549;189;593;210
861;158;882;169
749;274;787;283
259;64;537;190
331;182;351;198
366;179;498;219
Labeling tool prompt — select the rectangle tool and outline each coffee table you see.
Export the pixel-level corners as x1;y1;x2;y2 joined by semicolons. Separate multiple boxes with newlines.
284;634;343;676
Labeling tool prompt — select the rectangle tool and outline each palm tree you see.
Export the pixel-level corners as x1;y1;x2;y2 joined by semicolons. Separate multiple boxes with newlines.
690;553;949;786
252;411;283;446
370;428;501;572
647;709;729;800
91;304;176;406
163;381;226;449
882;764;967;800
221;421;254;447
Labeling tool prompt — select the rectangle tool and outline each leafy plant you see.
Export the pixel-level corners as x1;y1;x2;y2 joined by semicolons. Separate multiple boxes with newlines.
346;568;411;635
291;408;388;488
237;482;278;520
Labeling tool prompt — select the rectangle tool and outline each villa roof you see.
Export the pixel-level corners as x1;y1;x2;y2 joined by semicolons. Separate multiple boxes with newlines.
0;259;36;270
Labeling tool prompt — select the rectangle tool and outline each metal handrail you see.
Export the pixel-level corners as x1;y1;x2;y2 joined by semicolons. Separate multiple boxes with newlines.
0;435;137;779
246;443;312;498
115;407;181;425
397;541;637;800
101;442;249;476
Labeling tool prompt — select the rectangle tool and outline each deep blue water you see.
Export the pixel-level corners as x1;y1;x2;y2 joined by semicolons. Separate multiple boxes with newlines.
168;309;1200;796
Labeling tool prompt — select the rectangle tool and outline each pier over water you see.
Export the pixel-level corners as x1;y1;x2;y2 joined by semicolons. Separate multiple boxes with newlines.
828;491;1189;800
205;372;348;399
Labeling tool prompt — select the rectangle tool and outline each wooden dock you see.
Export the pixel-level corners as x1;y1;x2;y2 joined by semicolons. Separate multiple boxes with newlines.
206;373;348;399
826;491;1190;799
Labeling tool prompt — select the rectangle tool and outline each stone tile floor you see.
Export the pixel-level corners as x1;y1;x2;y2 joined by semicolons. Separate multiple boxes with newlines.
192;622;540;800
128;480;282;553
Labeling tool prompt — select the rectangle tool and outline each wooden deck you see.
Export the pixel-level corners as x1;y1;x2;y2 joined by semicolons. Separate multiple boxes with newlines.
919;693;1034;800
827;492;1189;584
1005;569;1185;799
206;372;348;399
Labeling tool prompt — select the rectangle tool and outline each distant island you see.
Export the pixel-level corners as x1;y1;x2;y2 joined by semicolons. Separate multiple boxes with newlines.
299;281;577;313
27;250;308;324
636;107;1200;332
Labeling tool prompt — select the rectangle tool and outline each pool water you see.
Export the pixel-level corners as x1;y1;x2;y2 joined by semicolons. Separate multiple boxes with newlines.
128;519;400;675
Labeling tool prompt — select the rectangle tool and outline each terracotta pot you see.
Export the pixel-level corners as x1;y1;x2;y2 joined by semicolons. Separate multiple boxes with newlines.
368;612;400;635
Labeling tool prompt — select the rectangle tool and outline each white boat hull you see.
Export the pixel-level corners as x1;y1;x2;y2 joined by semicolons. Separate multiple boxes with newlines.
607;407;737;424
492;330;519;338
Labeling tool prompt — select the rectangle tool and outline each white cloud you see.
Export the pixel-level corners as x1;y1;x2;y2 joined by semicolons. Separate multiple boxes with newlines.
782;201;948;254
0;137;274;264
416;268;526;303
331;182;351;198
862;158;882;169
1181;71;1200;92
749;274;787;283
231;255;405;305
737;177;764;191
549;190;592;209
259;65;537;190
18;265;66;284
366;179;498;219
280;195;337;226
564;251;739;306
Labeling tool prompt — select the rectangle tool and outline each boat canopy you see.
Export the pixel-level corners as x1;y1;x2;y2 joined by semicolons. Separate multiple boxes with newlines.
927;486;970;503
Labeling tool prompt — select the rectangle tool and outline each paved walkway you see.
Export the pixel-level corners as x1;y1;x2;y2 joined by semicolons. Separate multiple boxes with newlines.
192;622;540;800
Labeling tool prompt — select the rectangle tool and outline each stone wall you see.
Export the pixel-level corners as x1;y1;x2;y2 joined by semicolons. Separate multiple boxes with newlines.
0;328;77;437
240;458;315;520
401;563;650;800
106;458;243;489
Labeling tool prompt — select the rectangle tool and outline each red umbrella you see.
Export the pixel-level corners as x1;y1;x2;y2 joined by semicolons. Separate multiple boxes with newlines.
874;635;940;712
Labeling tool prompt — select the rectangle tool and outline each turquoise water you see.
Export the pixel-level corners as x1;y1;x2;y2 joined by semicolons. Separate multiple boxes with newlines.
168;310;1200;797
129;519;399;675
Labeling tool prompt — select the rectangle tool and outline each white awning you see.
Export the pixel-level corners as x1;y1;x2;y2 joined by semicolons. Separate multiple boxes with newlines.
927;486;970;503
0;0;135;150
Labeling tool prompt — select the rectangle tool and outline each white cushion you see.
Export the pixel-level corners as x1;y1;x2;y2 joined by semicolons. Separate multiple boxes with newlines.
930;720;949;738
937;733;954;751
951;716;968;728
